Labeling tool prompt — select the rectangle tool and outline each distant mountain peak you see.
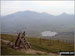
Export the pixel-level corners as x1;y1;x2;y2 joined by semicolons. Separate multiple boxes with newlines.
25;10;33;12
23;10;39;13
60;13;72;16
62;13;67;15
41;12;54;16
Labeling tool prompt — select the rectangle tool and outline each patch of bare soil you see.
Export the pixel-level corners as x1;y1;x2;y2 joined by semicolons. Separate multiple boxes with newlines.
20;49;47;55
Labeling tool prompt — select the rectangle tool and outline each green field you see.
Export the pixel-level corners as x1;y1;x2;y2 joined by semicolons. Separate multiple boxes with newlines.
1;34;74;55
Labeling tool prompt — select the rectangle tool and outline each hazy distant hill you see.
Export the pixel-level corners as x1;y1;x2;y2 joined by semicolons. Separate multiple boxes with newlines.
1;10;74;36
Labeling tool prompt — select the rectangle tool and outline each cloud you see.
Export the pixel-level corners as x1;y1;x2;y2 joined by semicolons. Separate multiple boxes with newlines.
1;1;74;16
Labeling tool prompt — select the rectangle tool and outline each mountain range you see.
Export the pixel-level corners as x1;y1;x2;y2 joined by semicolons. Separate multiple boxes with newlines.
1;10;74;36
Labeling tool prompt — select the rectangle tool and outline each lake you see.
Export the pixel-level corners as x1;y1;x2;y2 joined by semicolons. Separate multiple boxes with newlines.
41;31;58;37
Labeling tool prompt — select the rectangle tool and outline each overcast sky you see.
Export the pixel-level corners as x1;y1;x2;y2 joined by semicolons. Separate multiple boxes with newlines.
1;1;74;16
